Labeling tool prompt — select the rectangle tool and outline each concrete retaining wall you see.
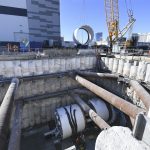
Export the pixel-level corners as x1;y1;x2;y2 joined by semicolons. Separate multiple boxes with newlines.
0;55;96;129
0;55;96;78
21;95;73;129
101;56;150;108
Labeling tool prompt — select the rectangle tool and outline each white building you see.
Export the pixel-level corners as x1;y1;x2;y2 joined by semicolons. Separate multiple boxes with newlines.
96;40;108;46
132;33;150;47
138;33;150;43
0;0;60;42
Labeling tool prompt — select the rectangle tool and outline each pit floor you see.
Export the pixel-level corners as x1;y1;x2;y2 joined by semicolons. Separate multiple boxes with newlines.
21;125;97;150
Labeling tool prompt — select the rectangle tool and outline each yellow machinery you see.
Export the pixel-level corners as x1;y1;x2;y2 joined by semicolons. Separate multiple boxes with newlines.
104;0;136;51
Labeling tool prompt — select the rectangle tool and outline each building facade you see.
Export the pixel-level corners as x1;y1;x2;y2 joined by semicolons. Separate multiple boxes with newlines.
0;0;60;42
0;0;29;42
27;0;60;42
132;33;150;47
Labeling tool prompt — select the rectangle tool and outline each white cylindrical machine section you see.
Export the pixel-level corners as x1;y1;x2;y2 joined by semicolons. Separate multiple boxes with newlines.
108;58;114;71
117;59;124;75
136;61;147;81
55;104;86;139
112;58;119;73
123;61;131;77
73;25;94;45
88;98;109;122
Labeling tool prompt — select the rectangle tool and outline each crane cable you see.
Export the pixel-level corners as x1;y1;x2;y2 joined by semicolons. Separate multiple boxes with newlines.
81;0;86;44
82;0;86;25
129;0;134;14
124;0;134;43
125;0;130;17
125;0;134;18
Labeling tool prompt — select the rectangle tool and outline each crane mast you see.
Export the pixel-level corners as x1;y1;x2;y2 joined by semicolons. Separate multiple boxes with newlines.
104;0;136;51
105;0;119;49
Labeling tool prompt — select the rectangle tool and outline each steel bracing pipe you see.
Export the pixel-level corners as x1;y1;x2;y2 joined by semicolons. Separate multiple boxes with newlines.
77;71;118;79
75;75;145;119
129;80;150;111
70;93;110;129
89;110;110;129
70;93;90;113
18;87;80;103
0;78;19;150
8;101;23;150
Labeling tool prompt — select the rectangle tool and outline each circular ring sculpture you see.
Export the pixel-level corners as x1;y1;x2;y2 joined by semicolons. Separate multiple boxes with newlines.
73;25;94;45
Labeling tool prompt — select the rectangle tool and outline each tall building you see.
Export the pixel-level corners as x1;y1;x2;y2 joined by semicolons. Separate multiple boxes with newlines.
0;0;60;42
95;32;103;41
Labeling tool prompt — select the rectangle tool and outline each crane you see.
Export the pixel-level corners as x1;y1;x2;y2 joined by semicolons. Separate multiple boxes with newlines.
104;0;136;51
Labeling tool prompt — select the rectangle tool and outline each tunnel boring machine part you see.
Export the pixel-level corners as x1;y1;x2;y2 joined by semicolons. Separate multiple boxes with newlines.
55;104;86;139
73;25;94;45
70;93;110;129
88;98;110;121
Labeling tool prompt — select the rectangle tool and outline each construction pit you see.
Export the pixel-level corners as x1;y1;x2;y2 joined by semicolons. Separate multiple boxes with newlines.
0;49;150;150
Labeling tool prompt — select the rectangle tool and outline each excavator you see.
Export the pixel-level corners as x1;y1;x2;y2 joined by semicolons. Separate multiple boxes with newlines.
104;0;136;52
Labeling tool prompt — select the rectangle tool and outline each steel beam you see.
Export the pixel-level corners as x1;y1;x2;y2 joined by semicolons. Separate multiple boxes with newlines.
73;89;95;97
17;87;80;103
70;93;110;129
0;69;93;84
75;75;145;119
129;80;150;111
77;71;118;79
0;78;19;150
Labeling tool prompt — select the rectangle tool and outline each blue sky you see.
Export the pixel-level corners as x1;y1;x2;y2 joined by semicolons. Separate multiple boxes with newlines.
60;0;150;41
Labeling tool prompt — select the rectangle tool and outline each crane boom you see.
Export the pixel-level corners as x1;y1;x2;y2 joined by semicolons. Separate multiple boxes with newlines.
118;17;136;39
